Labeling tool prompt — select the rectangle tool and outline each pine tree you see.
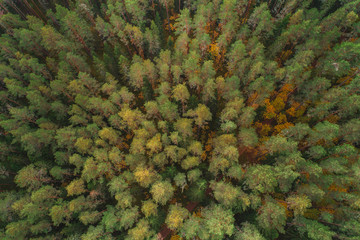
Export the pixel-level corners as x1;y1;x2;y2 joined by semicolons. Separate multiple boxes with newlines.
0;1;360;240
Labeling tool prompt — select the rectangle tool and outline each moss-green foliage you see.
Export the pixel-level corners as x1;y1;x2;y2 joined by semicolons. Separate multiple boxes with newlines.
0;0;360;239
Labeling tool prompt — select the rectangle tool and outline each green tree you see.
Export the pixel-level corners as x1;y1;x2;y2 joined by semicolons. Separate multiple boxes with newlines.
134;166;158;188
210;181;239;207
1;1;360;240
234;222;266;240
172;84;190;114
185;104;212;128
15;165;50;191
150;180;174;205
201;204;235;240
245;165;278;193
165;205;189;230
66;179;86;196
257;200;286;235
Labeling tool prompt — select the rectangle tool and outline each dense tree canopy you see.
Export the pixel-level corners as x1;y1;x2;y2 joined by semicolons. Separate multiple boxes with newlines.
0;0;359;239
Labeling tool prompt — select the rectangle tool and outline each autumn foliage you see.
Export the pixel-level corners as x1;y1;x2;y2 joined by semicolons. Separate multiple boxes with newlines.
0;1;360;240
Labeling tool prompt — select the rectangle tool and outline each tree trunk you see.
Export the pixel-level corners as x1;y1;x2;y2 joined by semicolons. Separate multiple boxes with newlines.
165;3;171;32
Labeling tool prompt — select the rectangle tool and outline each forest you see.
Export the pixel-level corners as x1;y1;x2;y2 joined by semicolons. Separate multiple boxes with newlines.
0;0;359;239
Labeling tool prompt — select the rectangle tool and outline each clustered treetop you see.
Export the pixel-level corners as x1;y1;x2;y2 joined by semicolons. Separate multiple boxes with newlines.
0;0;359;240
